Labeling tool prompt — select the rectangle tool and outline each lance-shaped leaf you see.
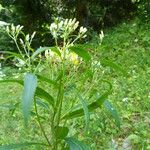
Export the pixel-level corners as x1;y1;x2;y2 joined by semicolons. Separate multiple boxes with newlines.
36;74;58;88
62;81;112;120
65;137;91;150
75;92;90;132
22;73;37;126
1;51;24;60
104;100;121;128
69;45;91;62
101;59;127;76
0;80;55;109
35;87;54;108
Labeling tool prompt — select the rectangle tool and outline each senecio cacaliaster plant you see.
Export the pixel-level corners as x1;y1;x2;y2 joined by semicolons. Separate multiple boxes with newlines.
0;18;118;150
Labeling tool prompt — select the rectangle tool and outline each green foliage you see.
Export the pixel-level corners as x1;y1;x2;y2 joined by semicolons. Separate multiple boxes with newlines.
0;142;48;150
65;137;91;150
1;17;149;149
0;18;120;150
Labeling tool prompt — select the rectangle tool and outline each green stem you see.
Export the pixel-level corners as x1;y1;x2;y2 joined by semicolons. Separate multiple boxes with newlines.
14;38;24;59
34;99;51;147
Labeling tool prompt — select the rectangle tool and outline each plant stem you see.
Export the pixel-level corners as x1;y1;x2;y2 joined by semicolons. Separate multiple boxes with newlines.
34;99;51;147
14;38;24;59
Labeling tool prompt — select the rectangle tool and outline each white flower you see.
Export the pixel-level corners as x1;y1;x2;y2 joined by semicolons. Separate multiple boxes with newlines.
64;19;69;26
19;38;24;45
50;23;57;31
6;26;9;32
11;24;15;33
31;31;36;39
122;97;128;102
99;31;104;40
68;19;73;26
73;21;79;30
58;20;63;28
79;26;87;34
25;34;30;41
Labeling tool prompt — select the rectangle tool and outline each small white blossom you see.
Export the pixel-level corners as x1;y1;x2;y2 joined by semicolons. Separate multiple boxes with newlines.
31;31;36;39
64;19;69;26
79;26;87;34
99;31;104;40
122;97;128;102
25;34;30;41
50;23;58;31
19;38;24;45
73;21;79;30
58;21;63;28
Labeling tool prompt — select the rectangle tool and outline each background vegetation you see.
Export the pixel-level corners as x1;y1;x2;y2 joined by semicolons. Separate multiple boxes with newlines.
0;0;150;149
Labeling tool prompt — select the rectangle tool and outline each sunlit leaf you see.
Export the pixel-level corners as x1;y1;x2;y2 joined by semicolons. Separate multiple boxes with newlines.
22;73;37;126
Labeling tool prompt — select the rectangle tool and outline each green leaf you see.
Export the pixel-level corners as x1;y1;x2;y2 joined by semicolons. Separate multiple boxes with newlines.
0;142;48;150
69;45;91;62
31;46;61;59
0;79;55;109
65;137;90;150
101;59;127;76
76;92;90;132
104;100;121;128
1;51;24;60
62;81;112;120
36;99;50;110
35;87;54;108
55;126;69;139
36;74;57;86
22;73;37;126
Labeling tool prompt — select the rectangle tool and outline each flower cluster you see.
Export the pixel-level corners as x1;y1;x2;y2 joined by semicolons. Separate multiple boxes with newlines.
19;32;36;51
50;18;87;40
6;24;23;39
45;48;80;65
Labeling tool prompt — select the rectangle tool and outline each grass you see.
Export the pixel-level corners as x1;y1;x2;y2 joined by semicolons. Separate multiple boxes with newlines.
0;19;150;149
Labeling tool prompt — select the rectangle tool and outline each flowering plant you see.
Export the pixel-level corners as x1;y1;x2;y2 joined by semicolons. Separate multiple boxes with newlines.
0;18;119;150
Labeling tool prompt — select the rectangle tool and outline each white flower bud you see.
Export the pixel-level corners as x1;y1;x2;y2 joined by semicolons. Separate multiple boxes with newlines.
79;26;87;34
50;23;57;31
6;26;10;33
19;38;24;45
73;21;79;30
25;34;30;41
64;19;68;26
11;24;15;32
99;31;104;40
58;20;63;28
31;31;36;39
72;18;76;25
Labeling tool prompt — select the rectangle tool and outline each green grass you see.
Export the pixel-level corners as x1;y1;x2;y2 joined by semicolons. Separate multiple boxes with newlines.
0;19;150;149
